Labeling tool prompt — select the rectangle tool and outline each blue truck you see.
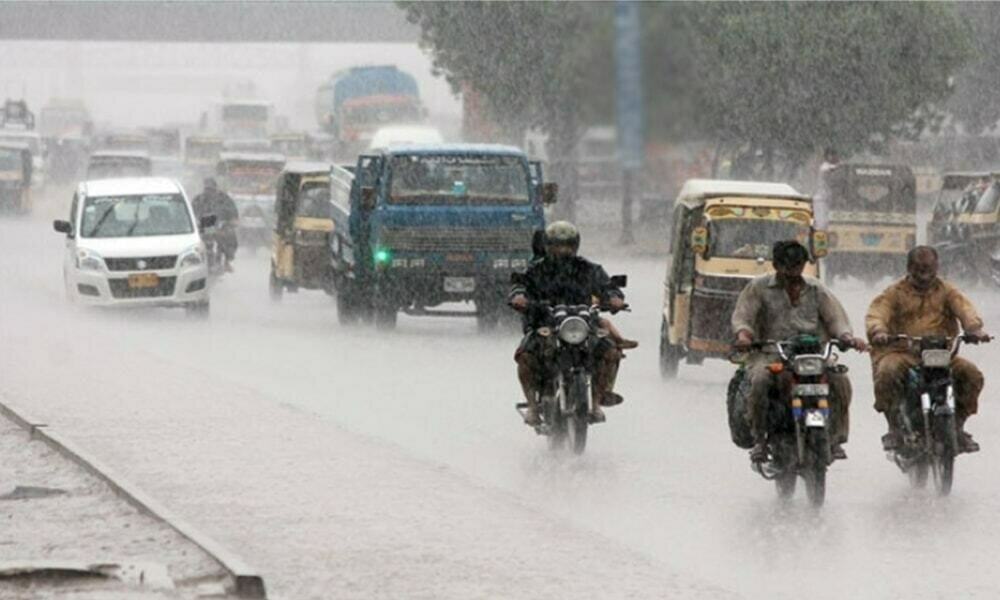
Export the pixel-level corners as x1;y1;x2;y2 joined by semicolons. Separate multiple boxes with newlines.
329;144;556;330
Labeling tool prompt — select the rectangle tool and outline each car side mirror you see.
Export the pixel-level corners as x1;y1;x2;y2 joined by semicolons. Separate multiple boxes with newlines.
691;226;709;256
812;229;829;258
539;182;558;205
53;219;72;235
200;214;217;230
609;274;628;288
360;186;377;212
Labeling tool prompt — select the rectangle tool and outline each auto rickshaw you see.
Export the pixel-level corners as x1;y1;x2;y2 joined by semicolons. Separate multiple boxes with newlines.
269;163;336;300
822;163;917;284
659;179;827;378
926;172;990;245
0;142;32;214
937;175;1000;286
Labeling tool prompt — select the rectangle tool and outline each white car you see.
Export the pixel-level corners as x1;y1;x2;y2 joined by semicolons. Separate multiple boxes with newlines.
53;177;211;316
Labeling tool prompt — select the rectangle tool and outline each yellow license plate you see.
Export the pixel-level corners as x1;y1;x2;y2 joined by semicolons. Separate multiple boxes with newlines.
128;273;159;288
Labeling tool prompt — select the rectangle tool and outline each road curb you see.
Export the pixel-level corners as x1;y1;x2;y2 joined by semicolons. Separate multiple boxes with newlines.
0;397;267;599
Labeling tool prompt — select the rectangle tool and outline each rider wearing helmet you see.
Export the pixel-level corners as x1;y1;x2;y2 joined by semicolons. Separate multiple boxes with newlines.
510;221;627;425
732;240;867;462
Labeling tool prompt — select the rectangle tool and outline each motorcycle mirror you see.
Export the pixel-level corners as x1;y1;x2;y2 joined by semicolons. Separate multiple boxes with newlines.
609;274;628;288
199;214;217;230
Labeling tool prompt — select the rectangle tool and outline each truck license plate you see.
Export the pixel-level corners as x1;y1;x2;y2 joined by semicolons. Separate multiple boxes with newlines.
444;277;475;293
128;273;159;288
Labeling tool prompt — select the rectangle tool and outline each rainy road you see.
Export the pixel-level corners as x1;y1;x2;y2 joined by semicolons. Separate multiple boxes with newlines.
3;192;1000;599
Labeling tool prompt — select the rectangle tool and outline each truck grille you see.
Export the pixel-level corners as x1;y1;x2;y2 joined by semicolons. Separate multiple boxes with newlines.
379;227;534;253
108;276;177;298
105;256;177;271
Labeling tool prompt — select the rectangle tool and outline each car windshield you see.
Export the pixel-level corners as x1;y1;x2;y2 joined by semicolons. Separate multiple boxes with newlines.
388;154;530;205
0;148;22;170
297;182;332;218
81;193;193;238
708;217;811;259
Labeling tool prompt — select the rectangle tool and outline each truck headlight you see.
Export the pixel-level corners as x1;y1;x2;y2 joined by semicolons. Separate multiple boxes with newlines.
558;316;590;345
77;249;104;271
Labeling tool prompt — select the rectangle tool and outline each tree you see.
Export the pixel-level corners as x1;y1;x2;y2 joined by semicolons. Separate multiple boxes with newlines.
947;3;1000;135
641;3;970;176
400;2;614;217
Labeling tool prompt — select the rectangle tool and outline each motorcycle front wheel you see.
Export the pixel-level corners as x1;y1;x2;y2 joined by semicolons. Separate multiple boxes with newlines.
931;414;957;496
566;372;589;455
803;428;829;508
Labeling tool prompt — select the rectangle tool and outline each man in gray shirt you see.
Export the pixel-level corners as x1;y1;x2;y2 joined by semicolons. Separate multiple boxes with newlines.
732;240;867;461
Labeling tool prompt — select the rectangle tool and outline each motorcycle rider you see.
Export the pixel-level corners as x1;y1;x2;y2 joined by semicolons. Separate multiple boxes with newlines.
510;221;627;425
192;177;239;272
865;245;989;453
732;240;867;462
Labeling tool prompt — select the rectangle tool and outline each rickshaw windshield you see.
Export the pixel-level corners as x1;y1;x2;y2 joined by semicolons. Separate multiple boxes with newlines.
297;182;333;218
974;184;1000;214
708;216;810;260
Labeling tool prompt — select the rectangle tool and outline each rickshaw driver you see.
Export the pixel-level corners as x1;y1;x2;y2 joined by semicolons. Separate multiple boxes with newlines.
193;177;239;271
510;221;628;425
732;240;868;462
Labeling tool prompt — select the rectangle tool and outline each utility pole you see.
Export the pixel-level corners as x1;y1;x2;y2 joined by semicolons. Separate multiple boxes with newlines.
614;0;643;245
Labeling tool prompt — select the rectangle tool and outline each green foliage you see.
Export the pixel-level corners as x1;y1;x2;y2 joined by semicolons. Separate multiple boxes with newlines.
402;2;970;172
400;2;613;144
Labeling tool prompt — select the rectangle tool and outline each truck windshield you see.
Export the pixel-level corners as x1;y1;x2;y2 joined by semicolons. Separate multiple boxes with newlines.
388;154;530;205
708;218;810;260
81;194;193;238
87;158;151;179
0;148;21;170
345;102;420;126
222;163;281;195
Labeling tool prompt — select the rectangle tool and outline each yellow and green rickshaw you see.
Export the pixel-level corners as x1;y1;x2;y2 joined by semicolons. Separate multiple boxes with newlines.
269;163;336;300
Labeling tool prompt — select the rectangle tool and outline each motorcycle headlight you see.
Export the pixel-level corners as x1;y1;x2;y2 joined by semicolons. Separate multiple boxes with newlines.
179;245;204;268
793;356;825;376
558;316;590;345
77;249;104;271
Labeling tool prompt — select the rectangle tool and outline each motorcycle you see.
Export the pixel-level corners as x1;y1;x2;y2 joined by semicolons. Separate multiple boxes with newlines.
202;221;236;279
512;275;628;455
728;335;854;507
881;333;990;495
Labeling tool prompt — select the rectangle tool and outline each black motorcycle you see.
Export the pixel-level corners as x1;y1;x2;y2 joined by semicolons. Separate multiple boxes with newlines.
728;335;854;507
513;276;628;455
881;334;990;495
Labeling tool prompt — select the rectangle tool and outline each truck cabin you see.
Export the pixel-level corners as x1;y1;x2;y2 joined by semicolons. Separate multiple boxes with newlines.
216;152;285;198
184;137;224;166
87;151;153;180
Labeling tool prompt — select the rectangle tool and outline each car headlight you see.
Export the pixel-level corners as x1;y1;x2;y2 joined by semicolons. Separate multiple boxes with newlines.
558;316;590;345
179;245;204;268
76;249;104;271
793;356;825;376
